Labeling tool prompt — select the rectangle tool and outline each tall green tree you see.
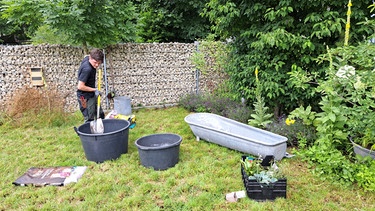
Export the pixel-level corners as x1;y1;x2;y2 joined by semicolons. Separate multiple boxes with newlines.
203;0;374;116
135;0;211;43
1;0;138;48
41;0;137;49
0;0;43;44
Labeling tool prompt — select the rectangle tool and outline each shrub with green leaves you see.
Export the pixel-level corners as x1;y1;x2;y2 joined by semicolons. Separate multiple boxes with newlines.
288;41;375;190
202;0;374;117
296;141;358;185
355;159;375;192
266;117;316;147
315;43;375;148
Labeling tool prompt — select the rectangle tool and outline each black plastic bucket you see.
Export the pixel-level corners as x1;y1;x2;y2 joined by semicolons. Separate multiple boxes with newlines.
74;119;130;163
135;133;182;170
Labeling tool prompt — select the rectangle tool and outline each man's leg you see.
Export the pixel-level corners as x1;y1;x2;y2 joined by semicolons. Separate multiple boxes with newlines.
86;97;97;122
99;105;104;119
79;96;103;122
78;96;89;122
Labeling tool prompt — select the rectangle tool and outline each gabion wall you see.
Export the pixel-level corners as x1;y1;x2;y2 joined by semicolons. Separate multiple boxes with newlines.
0;43;226;112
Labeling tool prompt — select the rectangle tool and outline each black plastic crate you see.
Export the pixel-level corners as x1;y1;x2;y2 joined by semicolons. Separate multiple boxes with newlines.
241;155;287;201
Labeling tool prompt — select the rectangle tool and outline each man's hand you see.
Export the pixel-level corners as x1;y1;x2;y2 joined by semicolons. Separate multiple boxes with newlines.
94;89;102;97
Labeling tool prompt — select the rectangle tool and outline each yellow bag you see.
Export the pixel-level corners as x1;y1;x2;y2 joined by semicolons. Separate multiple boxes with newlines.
114;114;136;128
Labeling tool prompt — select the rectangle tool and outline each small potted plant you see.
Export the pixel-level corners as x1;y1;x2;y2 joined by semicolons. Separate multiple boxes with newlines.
334;65;375;160
349;129;375;160
324;48;375;160
240;155;287;201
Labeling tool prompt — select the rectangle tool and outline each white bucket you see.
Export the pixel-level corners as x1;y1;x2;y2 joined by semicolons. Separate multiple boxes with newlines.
114;96;132;115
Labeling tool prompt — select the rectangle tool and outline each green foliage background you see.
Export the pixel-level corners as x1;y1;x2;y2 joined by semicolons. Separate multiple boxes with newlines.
202;0;374;116
1;0;138;48
135;0;211;43
2;0;375;192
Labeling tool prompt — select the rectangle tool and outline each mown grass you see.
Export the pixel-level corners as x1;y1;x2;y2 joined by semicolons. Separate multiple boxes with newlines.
0;107;374;210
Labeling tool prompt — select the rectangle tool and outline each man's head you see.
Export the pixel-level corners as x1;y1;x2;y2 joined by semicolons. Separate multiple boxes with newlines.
89;48;104;69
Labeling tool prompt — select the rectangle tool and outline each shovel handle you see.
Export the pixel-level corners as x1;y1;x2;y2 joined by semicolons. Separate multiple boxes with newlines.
97;69;102;119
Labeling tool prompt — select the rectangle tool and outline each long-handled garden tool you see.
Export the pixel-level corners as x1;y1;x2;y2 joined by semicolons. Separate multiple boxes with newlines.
103;49;109;109
90;68;104;134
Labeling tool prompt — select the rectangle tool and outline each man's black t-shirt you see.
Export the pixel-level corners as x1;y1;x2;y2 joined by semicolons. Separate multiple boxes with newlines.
77;56;96;98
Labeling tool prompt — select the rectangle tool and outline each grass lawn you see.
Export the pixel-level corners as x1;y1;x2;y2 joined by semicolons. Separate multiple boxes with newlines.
0;107;374;210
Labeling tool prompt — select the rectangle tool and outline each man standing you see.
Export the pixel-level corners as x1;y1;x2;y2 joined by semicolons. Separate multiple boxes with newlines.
77;48;105;122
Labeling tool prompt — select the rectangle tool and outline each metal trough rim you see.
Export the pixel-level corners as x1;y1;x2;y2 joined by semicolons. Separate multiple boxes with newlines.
184;112;287;146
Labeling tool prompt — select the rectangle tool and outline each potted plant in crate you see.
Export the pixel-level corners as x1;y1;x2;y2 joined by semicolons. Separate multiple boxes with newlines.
240;155;287;201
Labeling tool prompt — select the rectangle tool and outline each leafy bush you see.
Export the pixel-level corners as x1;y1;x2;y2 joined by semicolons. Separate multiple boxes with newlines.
296;142;358;186
266;116;317;147
355;159;375;192
179;92;252;123
287;39;375;190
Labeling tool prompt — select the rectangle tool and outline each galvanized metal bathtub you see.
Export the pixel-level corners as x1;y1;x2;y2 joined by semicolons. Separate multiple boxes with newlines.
184;113;287;160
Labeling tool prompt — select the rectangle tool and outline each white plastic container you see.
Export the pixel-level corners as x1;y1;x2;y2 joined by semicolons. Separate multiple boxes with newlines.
114;96;132;115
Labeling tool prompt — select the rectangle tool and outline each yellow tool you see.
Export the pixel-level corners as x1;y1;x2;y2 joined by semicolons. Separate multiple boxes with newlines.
90;69;104;134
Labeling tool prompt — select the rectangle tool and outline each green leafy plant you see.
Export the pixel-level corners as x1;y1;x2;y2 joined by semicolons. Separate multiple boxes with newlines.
288;105;317;126
2;0;138;49
202;0;374;117
319;44;375;150
241;156;262;176
355;159;375;192
287;7;375;189
241;155;282;187
248;68;273;128
250;171;278;186
356;128;375;151
266;116;317;147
